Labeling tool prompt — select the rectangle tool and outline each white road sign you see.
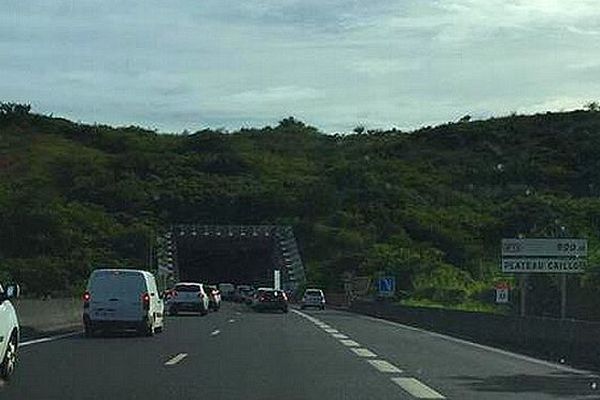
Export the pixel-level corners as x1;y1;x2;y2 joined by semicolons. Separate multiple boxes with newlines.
501;238;587;273
502;257;586;273
501;239;587;257
495;288;509;303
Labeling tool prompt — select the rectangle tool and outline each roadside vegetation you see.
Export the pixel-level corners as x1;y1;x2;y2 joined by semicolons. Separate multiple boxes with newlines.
2;102;600;319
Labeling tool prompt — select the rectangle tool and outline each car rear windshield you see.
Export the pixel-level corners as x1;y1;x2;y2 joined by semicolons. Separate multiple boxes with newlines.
261;290;284;299
89;271;145;298
175;284;201;292
305;290;322;296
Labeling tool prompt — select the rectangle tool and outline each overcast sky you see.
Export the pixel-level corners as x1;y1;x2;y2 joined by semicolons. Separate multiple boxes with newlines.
2;0;600;133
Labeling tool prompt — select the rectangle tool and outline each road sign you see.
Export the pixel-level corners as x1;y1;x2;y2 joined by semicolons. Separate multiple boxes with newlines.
274;270;281;290
377;276;395;297
501;239;587;257
495;282;509;304
501;238;587;273
502;257;586;273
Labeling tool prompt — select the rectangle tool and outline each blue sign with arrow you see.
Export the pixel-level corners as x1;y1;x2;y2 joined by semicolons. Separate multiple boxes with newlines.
377;276;396;297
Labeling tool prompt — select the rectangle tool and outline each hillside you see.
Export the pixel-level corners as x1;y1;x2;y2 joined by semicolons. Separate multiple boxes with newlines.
2;102;600;318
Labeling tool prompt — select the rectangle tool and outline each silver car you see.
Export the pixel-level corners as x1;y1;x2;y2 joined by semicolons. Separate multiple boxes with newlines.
300;289;325;310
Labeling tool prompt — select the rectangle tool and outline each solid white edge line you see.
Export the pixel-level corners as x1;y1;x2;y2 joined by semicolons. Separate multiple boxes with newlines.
164;353;188;366
359;314;598;376
19;331;81;347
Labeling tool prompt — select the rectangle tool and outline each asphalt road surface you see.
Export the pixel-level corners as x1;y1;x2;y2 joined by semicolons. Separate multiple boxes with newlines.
3;303;600;399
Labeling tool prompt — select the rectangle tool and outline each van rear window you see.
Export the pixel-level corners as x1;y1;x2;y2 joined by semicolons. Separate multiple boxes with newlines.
305;290;322;296
89;271;145;297
175;284;201;292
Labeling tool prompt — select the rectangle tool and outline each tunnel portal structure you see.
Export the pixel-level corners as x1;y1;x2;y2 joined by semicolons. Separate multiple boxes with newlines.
154;225;306;293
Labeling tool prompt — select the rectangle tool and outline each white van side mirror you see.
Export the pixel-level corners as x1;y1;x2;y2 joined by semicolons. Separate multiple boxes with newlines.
6;284;20;299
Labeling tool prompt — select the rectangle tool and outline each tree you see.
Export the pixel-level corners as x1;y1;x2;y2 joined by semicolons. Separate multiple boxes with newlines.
584;101;599;112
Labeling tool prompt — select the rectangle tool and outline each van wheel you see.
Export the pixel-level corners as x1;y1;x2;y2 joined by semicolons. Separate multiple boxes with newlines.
84;323;94;338
140;319;154;337
0;333;17;380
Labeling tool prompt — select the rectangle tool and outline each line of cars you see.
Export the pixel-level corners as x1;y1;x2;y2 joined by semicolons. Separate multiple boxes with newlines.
83;269;223;338
216;282;327;313
0;270;328;381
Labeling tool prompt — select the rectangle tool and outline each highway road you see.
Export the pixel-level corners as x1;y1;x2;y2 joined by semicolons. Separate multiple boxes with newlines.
3;303;600;399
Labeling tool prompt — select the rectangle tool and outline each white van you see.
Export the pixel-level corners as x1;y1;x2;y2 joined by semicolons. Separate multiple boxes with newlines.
83;269;164;337
0;283;20;380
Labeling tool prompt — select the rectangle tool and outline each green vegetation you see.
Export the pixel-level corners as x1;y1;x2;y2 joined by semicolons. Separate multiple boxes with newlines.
2;102;600;318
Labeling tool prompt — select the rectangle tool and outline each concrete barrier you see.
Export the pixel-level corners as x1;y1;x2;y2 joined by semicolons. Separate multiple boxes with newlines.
349;300;600;371
13;298;82;338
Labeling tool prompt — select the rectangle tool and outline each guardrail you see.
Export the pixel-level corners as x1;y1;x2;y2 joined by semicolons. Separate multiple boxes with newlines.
13;298;82;339
348;299;600;371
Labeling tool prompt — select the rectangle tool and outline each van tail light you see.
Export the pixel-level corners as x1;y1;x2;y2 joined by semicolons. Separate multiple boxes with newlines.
142;292;150;311
83;291;91;308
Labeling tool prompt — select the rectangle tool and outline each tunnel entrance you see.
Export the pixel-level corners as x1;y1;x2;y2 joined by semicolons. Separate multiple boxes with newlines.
155;225;305;293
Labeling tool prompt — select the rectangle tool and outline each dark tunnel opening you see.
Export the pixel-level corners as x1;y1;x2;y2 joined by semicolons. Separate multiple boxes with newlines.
176;236;278;287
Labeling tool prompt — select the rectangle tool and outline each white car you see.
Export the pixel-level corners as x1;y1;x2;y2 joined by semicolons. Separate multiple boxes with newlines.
83;269;165;337
167;282;210;316
0;283;20;380
204;285;222;311
300;289;326;310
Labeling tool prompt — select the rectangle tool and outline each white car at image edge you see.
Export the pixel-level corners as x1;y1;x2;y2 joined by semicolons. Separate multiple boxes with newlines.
0;283;20;380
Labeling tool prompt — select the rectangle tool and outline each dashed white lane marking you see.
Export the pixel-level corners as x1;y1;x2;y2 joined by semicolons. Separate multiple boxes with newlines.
350;348;377;358
367;359;402;373
228;319;235;323
331;333;349;339
211;329;221;336
293;309;448;399
20;332;80;347
391;377;445;399
340;339;361;347
359;314;597;376
165;353;188;366
235;312;242;315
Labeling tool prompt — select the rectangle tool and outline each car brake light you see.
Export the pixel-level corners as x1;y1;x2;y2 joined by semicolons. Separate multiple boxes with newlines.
142;292;150;310
83;291;91;308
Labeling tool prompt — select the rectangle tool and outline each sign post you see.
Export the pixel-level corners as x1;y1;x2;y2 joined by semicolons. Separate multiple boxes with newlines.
560;274;567;319
501;238;586;319
274;270;281;290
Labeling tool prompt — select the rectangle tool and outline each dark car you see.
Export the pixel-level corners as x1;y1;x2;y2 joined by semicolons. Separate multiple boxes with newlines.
251;288;288;313
234;285;253;303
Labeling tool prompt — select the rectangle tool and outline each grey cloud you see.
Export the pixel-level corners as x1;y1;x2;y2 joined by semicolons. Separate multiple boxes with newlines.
1;1;599;133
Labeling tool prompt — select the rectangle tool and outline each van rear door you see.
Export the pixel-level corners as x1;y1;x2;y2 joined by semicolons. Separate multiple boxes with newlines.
88;271;146;321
